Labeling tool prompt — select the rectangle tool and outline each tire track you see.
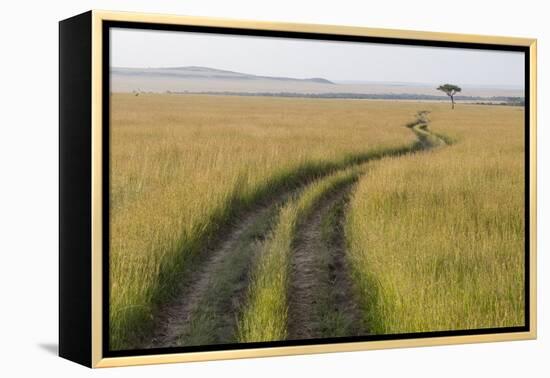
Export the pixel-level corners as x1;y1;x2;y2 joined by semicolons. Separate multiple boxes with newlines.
287;111;446;339
288;186;364;339
146;195;288;348
145;110;446;348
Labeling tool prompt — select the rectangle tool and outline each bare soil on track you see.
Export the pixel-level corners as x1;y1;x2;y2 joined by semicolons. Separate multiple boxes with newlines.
147;201;278;348
287;187;366;339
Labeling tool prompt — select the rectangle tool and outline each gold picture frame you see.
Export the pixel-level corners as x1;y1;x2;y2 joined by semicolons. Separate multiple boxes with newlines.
59;10;537;368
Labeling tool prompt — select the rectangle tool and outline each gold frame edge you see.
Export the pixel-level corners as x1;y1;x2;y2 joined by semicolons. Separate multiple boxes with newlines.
89;9;538;368
529;40;537;338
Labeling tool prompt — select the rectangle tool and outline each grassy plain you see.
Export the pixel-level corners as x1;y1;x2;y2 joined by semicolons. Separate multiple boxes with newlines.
110;93;524;348
109;93;419;349
346;104;525;333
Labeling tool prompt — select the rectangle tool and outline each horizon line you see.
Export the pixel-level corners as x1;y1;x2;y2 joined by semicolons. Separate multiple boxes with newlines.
111;65;525;89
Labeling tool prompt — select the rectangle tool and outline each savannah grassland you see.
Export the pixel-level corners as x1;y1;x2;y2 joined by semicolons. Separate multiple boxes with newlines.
346;105;525;333
109;93;525;349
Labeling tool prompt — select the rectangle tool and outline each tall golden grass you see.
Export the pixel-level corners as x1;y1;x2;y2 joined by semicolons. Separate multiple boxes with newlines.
346;104;525;333
109;93;418;349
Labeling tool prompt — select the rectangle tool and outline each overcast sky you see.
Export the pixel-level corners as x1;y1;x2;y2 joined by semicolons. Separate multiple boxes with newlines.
111;28;524;88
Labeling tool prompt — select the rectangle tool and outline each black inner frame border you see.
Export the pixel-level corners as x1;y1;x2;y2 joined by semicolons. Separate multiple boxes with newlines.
102;20;531;358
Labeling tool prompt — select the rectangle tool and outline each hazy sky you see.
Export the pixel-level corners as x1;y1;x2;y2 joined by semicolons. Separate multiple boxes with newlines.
111;28;524;88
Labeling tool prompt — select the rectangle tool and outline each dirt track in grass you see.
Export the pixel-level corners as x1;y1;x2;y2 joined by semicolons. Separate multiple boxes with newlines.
146;199;281;348
143;110;446;348
287;186;365;339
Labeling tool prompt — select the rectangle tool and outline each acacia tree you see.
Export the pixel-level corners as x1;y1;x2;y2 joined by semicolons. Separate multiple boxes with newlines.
437;84;462;109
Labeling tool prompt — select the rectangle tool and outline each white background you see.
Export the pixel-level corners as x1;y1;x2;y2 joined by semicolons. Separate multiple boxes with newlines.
0;0;547;376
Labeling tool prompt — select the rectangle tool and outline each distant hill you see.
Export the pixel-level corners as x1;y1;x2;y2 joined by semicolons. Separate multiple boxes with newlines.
112;66;335;84
111;65;524;99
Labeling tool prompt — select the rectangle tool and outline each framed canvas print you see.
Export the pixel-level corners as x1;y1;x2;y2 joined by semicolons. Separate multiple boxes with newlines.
59;10;537;368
